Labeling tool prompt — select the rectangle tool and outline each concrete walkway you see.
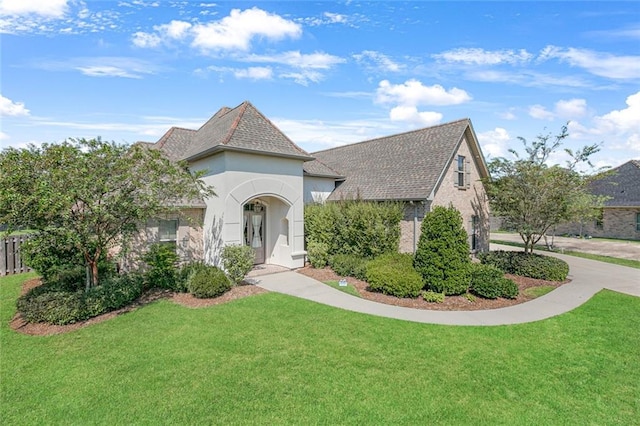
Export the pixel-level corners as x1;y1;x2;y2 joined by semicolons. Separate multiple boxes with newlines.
255;244;639;326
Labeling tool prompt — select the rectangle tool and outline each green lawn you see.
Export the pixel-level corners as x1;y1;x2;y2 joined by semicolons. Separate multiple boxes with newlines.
324;279;361;297
1;273;639;424
491;239;640;269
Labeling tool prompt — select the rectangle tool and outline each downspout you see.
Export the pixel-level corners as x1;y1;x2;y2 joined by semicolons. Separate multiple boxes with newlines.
413;202;418;253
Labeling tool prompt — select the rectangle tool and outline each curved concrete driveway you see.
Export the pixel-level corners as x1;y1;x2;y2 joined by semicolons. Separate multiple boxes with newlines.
256;244;639;326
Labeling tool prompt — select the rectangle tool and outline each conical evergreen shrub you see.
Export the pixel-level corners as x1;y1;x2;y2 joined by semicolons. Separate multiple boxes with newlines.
414;205;471;295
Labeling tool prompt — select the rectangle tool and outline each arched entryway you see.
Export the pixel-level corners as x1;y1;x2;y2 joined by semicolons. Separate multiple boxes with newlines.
242;196;292;266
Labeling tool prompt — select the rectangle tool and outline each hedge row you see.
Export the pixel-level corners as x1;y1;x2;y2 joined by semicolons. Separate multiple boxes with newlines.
478;250;569;281
17;274;144;325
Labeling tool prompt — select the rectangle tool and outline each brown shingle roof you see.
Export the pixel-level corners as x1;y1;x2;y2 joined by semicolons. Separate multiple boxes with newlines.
312;119;479;201
182;101;312;161
303;158;344;178
590;160;640;207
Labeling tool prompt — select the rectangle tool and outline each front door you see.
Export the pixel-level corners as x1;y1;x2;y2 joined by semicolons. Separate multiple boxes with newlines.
244;203;265;264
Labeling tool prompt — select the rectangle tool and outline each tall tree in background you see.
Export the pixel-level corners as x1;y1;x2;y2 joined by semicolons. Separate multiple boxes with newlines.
484;125;604;253
0;138;214;288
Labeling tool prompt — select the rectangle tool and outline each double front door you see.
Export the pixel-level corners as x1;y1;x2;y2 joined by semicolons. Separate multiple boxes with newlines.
244;203;265;264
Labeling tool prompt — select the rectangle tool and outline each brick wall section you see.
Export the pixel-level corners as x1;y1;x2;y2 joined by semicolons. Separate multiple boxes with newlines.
120;208;205;271
555;207;640;240
430;137;490;252
399;202;427;253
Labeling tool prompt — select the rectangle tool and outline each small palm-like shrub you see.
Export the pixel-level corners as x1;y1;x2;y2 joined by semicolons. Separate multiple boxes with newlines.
142;243;179;290
366;253;423;298
478;250;569;281
188;266;231;299
423;290;445;303
222;245;255;284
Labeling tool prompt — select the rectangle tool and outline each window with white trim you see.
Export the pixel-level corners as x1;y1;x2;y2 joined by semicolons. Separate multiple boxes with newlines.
455;155;470;189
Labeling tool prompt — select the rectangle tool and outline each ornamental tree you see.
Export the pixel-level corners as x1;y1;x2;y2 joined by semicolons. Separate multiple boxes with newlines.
0;138;214;288
484;125;604;253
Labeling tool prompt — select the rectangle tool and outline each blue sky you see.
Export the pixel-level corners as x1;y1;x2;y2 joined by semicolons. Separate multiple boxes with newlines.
1;1;639;169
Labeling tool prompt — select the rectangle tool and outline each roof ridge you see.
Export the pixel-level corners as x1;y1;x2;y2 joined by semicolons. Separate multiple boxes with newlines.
221;101;249;145
242;101;311;156
312;118;470;155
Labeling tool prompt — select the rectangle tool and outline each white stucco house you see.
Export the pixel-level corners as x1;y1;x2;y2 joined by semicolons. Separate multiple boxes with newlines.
140;101;490;269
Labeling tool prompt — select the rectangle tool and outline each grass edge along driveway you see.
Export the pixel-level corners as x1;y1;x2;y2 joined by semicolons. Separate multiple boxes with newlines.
1;273;639;425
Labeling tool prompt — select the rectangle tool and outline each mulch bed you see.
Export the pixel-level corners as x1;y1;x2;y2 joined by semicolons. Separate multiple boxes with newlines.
10;267;568;336
297;266;569;311
9;278;268;336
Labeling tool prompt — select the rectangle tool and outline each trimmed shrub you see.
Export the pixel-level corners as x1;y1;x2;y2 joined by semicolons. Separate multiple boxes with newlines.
307;240;330;269
500;279;519;299
470;263;519;299
304;201;403;258
478;250;569;281
365;253;423;298
17;273;143;325
414;206;471;295
222;245;255;284
142;243;180;290
329;254;369;280
188;266;232;299
423;290;445;303
176;261;208;293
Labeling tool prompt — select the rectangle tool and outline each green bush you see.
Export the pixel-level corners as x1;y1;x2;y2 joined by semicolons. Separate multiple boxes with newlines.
329;254;369;280
142;243;179;290
16;273;143;325
188;266;232;299
22;231;117;290
307;240;330;269
478;250;569;281
423;290;445;303
470;263;519;299
176;261;208;293
414;206;471;295
500;279;519;299
222;245;255;284
365;253;423;298
305;201;403;258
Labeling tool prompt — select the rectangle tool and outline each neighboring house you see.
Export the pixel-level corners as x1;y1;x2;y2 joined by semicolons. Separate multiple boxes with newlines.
554;160;640;240
140;101;490;269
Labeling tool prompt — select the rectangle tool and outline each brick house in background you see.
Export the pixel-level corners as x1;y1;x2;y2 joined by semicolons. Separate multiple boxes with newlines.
554;159;640;240
140;102;491;269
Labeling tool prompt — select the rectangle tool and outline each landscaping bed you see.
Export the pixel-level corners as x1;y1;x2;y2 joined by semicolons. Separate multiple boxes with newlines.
10;277;267;336
298;266;568;311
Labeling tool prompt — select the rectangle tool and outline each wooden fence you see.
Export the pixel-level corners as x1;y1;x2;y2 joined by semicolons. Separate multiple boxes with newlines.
1;235;32;276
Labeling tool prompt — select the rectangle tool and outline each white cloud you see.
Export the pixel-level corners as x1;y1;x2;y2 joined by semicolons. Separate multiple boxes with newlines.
279;70;324;86
131;31;162;48
0;95;30;116
244;51;345;70
555;98;587;119
528;104;554;120
233;66;272;80
191;7;301;51
353;50;404;72
595;91;640;133
299;11;359;27
39;57;158;78
132;20;192;48
0;131;8;140
539;45;640;80
0;0;68;17
376;79;472;106
477;127;511;158
433;47;533;65
497;109;517;120
389;106;442;126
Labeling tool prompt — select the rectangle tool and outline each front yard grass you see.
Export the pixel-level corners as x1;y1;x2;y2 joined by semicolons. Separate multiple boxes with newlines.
324;279;361;297
2;273;639;424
